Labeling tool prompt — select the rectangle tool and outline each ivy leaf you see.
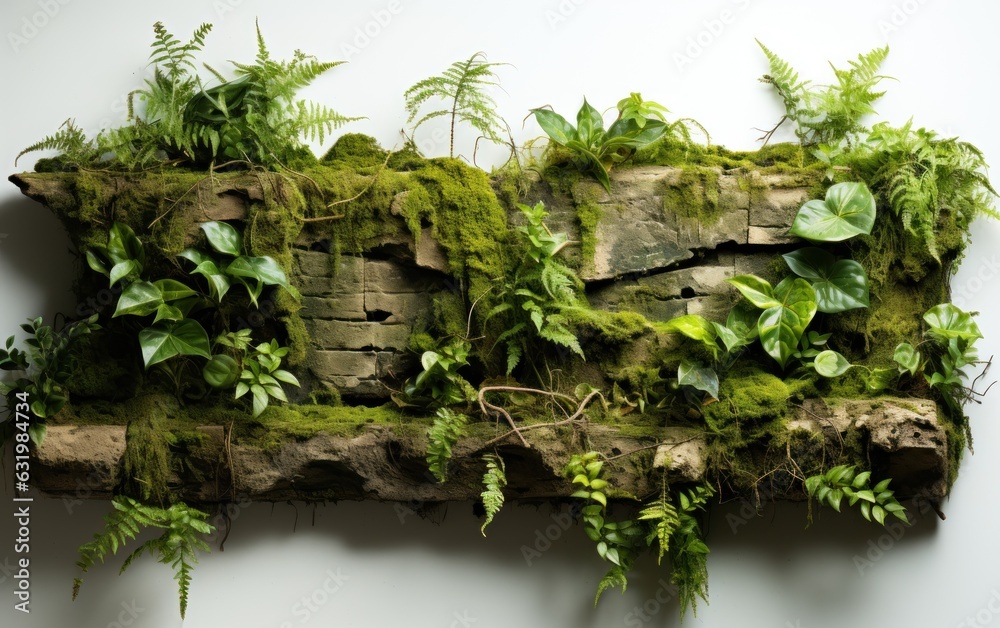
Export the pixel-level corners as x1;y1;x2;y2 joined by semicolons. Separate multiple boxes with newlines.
790;181;876;242
813;350;852;377
659;314;718;356
677;360;720;400
114;281;164;318
200;221;243;257
782;247;870;313
226;256;290;289
107;222;145;266
756;277;817;368
893;343;921;376
728;275;781;309
152;279;198;303
923;304;983;341
137;320;212;368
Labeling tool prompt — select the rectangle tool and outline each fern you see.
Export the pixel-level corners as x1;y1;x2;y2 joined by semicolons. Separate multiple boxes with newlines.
757;41;889;149
637;486;680;564
73;497;214;619
425;408;468;482
404;51;509;158
480;453;507;536
669;485;713;619
15;119;98;168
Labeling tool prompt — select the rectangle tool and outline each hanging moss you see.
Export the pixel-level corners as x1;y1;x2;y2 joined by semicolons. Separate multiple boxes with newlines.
121;414;174;506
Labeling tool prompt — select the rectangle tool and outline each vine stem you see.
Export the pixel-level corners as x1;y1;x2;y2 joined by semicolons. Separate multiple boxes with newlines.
477;386;604;447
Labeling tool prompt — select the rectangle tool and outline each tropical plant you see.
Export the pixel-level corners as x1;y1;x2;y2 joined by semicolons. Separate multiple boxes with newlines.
231;340;301;418
805;465;908;526
425;408;468;482
480;453;507;536
0;314;100;444
489;201;585;374
531;93;699;191
757;41;889;149
73;496;215;619
18;21;358;170
404;51;509;158
565;452;645;604
400;337;474;407
648;484;713;619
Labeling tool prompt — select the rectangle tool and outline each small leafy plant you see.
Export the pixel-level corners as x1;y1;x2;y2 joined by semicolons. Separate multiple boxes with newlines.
404;51;509;159
531;93;697;191
73;496;215;619
400;337;474;407
0;315;100;443
805;465;908;526
232;339;301;418
19;21;357;170
490;201;585;374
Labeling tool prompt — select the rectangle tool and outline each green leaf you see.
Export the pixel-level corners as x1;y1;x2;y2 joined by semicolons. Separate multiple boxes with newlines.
109;260;138;287
893;343;921;376
138;320;212;368
113;281;164;318
152;279;198;303
203;354;239;388
782;247;870;313
677;360;720;400
659;314;718;355
251;386;268;417
756;277;818;368
152;304;184;323
923;304;983;341
814;350;851;377
790;181;876;242
531;108;577;146
226;256;290;288
85;249;110;276
576;99;604;146
728;275;780;309
108;222;145;266
200;221;242;257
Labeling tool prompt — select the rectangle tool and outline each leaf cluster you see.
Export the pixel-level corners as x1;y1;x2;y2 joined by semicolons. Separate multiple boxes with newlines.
805;465;908;526
73;496;215;619
401;337;474;407
479;453;507;536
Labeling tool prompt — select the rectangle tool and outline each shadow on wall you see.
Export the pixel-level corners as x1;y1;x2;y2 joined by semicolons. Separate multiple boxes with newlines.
0;196;76;324
0;492;941;628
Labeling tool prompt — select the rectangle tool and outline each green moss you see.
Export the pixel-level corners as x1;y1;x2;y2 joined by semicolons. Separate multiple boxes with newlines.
704;367;791;427
665;166;722;223
321;133;389;169
121;415;173;505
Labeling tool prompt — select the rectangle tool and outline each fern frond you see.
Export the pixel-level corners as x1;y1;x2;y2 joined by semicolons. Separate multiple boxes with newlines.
404;51;509;157
480;453;507;536
637;488;680;564
426;408;468;482
594;564;629;605
16;119;95;167
73;497;214;619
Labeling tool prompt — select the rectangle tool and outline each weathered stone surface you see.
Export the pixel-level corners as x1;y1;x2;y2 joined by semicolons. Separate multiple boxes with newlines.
33;399;948;503
748;226;799;245
306;321;410;351
32;426;126;497
788;398;948;500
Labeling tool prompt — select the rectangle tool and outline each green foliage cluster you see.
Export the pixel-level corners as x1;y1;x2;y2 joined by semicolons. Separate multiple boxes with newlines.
73;496;215;619
532;93;702;191
758;43;997;262
805;465;908;526
18;21;356;170
87;220;298;415
566;453;713;619
404;52;509;159
1;315;100;443
489;201;587;374
401;337;475;407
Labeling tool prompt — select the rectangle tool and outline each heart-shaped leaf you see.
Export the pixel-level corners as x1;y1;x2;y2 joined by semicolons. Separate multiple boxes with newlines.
226;256;290;288
113;281;163;318
152;279;198;303
107;222;145;266
200;221;243;257
790;182;876;242
893;343;921;376
138;319;212;368
923;304;982;341
659;314;718;356
814;350;852;377
677;360;719;400
757;277;818;368
783;247;870;313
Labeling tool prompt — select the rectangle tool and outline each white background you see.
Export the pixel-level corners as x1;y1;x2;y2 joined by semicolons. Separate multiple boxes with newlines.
2;1;1000;627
